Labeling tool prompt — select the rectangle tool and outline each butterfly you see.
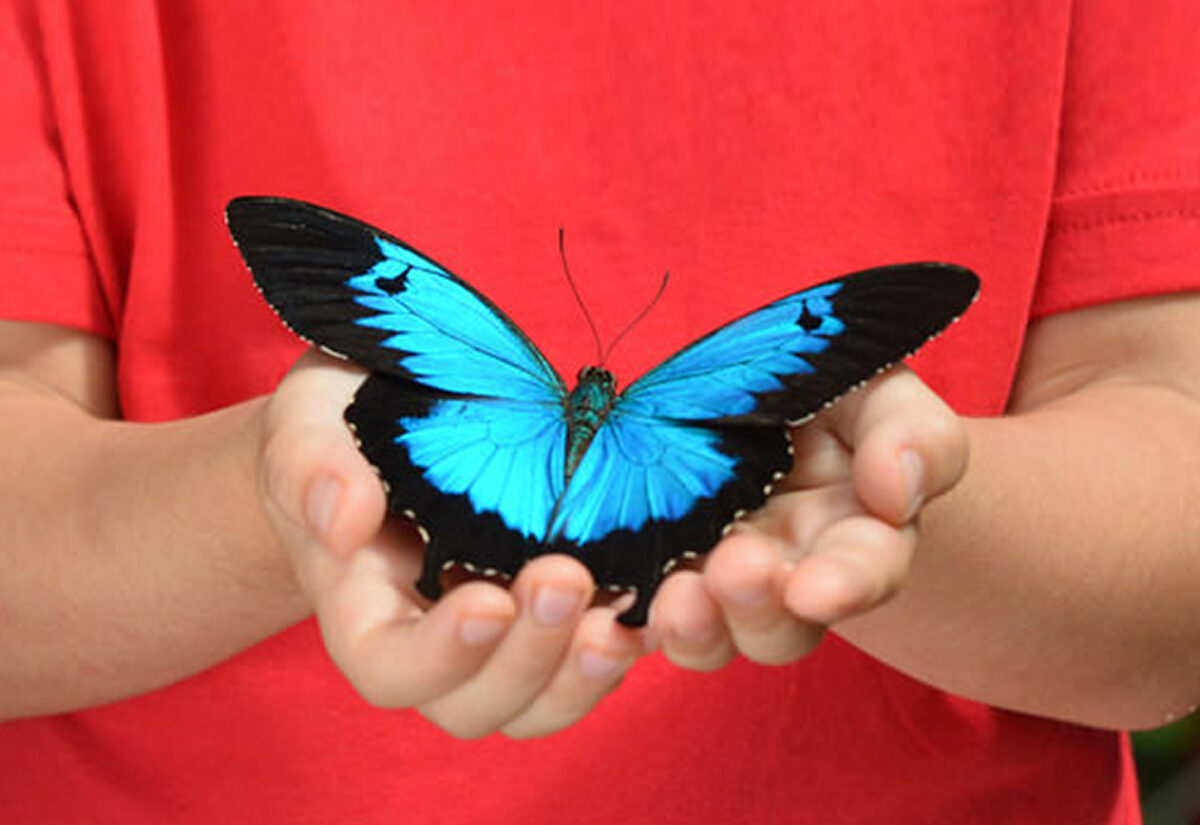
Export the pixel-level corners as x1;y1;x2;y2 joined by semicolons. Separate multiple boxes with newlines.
226;197;979;626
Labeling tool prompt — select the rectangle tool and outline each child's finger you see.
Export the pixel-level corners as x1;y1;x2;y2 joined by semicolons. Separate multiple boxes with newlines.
500;607;644;740
320;567;517;709
782;517;917;625
651;569;740;672
259;350;387;557
415;555;594;739
821;365;968;525
701;531;826;665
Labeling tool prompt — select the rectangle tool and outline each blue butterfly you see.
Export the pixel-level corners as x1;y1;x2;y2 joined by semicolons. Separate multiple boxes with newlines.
227;197;978;626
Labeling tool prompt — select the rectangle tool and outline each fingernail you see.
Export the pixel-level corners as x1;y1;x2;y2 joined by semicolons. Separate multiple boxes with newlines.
532;586;582;627
305;474;342;541
723;581;770;608
792;562;870;625
671;619;716;647
792;563;849;623
577;648;624;681
459;615;508;647
900;450;925;521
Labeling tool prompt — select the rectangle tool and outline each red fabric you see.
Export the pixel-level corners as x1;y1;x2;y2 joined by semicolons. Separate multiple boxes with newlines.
1;1;1197;822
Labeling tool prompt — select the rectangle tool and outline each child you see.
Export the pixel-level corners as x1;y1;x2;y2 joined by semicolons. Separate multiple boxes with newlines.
1;2;1197;822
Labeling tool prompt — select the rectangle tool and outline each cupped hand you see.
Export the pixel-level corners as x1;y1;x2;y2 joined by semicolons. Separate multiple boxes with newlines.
256;349;646;738
650;365;969;670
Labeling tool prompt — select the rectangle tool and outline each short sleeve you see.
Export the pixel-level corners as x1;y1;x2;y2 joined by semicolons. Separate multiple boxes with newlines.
1034;0;1200;318
0;1;113;337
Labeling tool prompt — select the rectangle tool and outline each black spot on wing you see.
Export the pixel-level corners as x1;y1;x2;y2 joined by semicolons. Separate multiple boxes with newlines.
375;272;410;295
797;302;823;332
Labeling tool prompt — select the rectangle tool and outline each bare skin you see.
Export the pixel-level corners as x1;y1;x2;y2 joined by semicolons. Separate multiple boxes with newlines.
0;291;1198;736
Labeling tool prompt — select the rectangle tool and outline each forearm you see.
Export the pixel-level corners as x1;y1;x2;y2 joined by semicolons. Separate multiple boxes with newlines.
841;380;1200;729
0;382;310;719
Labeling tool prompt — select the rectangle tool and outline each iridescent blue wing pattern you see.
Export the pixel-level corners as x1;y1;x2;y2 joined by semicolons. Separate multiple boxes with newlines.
229;196;979;627
346;374;568;596
549;411;790;625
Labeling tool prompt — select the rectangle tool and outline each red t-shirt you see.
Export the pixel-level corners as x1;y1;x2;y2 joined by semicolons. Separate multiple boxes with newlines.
2;2;1198;822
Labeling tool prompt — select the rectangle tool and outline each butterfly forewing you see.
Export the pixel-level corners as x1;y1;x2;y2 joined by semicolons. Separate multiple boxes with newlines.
619;263;978;426
226;197;566;400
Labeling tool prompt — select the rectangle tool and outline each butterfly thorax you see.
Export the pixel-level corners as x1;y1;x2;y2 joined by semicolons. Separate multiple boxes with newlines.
563;366;617;479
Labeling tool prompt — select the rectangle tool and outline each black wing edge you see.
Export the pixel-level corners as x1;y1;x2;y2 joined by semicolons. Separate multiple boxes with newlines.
717;262;979;426
227;195;471;377
227;196;404;374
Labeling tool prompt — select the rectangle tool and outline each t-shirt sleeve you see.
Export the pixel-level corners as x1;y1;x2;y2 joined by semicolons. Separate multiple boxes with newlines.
1034;0;1200;318
0;2;113;337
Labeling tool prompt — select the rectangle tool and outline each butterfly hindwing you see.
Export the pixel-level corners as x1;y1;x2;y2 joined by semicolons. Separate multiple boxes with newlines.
548;411;792;626
346;374;568;598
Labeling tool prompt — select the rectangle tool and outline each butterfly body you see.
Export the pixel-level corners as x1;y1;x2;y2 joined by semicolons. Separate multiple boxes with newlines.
563;367;618;479
227;196;979;626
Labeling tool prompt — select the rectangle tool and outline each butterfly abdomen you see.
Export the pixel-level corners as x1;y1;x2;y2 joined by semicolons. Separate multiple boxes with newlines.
563;366;618;479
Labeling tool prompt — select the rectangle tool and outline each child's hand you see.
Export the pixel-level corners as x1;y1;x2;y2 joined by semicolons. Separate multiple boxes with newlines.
649;366;969;670
256;350;646;739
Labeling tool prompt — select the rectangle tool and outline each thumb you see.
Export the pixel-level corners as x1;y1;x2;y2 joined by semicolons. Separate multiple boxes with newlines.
259;350;388;556
822;366;969;525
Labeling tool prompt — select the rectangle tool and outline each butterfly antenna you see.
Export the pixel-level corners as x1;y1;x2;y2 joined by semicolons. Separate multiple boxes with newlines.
601;269;670;365
558;228;605;365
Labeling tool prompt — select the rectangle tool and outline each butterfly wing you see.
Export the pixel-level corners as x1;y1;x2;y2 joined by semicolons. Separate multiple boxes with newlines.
551;263;979;625
548;411;791;626
346;373;568;598
226;196;566;401
620;263;979;425
227;197;571;596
